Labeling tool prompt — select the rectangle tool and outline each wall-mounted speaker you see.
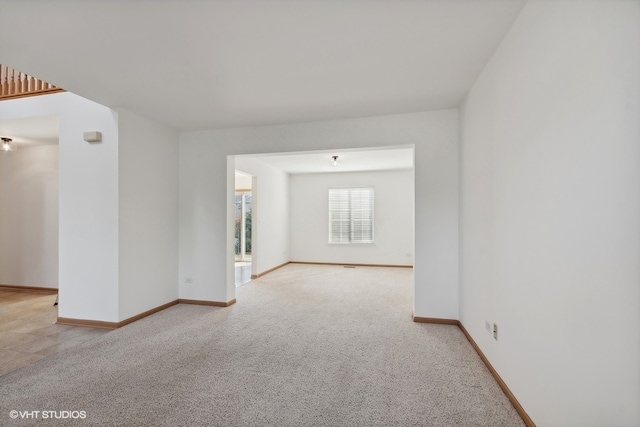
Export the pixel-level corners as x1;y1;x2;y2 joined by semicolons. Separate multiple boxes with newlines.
83;131;102;143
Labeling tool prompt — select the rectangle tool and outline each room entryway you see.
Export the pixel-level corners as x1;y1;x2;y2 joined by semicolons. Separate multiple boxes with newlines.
235;171;253;287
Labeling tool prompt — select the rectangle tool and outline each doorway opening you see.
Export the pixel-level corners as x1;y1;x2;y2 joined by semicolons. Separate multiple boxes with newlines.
235;171;253;287
229;145;415;299
0;115;59;293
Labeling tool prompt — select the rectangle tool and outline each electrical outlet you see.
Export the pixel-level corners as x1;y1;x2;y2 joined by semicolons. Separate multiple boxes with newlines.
493;323;498;341
184;277;193;284
485;321;491;332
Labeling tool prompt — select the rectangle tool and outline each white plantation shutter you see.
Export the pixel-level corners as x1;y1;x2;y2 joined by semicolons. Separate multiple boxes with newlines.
329;187;374;244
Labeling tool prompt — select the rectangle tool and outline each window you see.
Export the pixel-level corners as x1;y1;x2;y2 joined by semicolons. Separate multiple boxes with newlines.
328;187;374;244
234;191;252;261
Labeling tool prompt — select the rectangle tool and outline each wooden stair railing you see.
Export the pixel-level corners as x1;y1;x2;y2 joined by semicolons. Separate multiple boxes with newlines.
1;64;65;100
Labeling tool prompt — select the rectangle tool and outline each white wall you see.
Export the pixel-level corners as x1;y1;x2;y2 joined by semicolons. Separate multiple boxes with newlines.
0;92;120;322
0;145;58;288
290;169;413;266
179;109;458;316
234;156;289;277
234;172;252;190
117;109;179;321
0;96;180;323
460;1;640;426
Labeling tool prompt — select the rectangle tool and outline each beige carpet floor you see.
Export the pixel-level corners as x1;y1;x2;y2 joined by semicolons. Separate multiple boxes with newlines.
0;264;524;426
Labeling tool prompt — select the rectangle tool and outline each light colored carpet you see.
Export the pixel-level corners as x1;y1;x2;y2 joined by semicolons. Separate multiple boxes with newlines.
0;264;524;426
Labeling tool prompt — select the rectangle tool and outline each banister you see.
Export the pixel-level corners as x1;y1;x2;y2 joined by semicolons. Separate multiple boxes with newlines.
0;64;64;100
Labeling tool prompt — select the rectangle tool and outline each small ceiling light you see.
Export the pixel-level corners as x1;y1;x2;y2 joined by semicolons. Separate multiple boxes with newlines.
330;155;339;167
1;137;16;152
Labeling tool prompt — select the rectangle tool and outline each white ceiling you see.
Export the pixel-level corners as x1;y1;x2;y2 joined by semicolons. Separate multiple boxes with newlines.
0;115;59;146
0;0;526;132
240;146;413;175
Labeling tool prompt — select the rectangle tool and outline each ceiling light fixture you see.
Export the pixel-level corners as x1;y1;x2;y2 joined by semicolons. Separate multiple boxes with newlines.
1;137;16;152
330;155;339;167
